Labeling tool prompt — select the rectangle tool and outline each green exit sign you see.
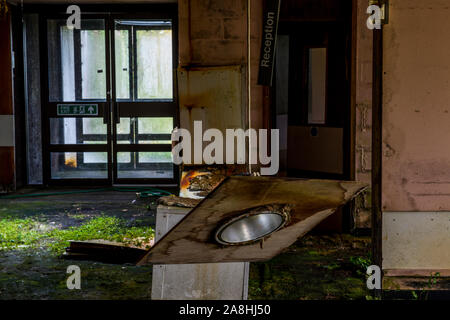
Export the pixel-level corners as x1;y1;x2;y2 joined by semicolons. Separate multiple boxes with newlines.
57;104;98;116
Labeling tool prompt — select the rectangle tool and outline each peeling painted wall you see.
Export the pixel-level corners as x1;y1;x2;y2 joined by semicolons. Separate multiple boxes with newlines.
178;1;374;227
178;65;246;161
383;0;450;212
382;0;450;270
383;212;450;270
178;0;264;142
178;66;245;132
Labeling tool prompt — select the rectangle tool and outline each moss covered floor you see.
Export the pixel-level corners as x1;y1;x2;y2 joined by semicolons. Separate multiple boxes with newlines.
0;190;371;300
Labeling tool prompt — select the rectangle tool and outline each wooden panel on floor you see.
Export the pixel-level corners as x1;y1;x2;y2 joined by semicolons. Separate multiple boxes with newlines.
138;176;367;265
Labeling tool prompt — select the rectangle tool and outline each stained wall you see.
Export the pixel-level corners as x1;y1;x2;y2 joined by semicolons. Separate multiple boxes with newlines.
382;0;450;270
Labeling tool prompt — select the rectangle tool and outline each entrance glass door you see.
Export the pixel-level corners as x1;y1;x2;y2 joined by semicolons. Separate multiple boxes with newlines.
112;19;176;184
43;14;177;185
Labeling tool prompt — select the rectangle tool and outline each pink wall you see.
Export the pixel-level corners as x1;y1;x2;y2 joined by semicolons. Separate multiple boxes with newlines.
383;0;450;211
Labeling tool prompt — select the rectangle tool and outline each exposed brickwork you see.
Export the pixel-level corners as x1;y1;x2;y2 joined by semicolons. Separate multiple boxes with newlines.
178;0;264;131
179;0;247;66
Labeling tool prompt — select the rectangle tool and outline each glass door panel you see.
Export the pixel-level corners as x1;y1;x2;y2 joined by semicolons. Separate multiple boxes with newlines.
136;29;173;100
44;18;111;183
43;14;177;185
112;19;176;183
47;19;107;102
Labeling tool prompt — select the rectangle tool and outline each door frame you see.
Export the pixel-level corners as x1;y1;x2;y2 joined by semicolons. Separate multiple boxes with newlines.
263;0;357;181
372;18;383;278
32;4;178;186
269;0;356;182
266;0;358;233
109;13;179;185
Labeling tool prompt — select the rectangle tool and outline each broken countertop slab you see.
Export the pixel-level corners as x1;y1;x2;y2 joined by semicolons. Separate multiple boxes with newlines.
137;176;368;265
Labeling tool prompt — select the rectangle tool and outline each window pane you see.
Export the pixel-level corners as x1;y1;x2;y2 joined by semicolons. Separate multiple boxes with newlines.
139;152;172;163
117;117;173;144
115;29;130;99
47;19;106;102
83;152;107;163
60;27;75;101
83;118;106;135
116;117;132;145
51;152;107;179
117;117;131;134
138;117;173;134
47;20;75;101
139;140;171;144
117;152;173;179
50;118;107;144
81;29;106;99
136;29;173;100
118;152;131;163
308;48;327;125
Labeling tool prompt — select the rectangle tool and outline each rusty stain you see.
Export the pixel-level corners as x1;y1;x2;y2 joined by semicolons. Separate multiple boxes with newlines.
180;169;210;198
178;66;243;139
65;157;77;168
185;104;194;112
384;143;396;158
180;165;247;199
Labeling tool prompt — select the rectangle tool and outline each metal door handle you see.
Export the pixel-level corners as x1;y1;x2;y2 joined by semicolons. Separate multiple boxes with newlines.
114;102;120;124
103;104;110;124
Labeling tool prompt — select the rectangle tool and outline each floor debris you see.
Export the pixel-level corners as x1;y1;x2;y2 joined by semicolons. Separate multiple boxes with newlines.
64;240;151;264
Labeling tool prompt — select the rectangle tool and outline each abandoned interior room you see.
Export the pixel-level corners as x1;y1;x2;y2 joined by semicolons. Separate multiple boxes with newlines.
1;0;450;301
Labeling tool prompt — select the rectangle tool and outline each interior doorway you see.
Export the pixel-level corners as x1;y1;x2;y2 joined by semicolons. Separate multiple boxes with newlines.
273;0;355;231
40;10;178;186
274;0;354;181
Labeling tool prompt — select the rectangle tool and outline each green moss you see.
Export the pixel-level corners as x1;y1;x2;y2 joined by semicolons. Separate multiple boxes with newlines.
0;216;154;254
248;234;371;300
382;277;401;290
47;216;154;253
0;249;154;299
0;201;57;218
0;218;46;249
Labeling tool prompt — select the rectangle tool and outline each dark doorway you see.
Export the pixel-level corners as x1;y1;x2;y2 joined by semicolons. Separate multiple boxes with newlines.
274;0;353;181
